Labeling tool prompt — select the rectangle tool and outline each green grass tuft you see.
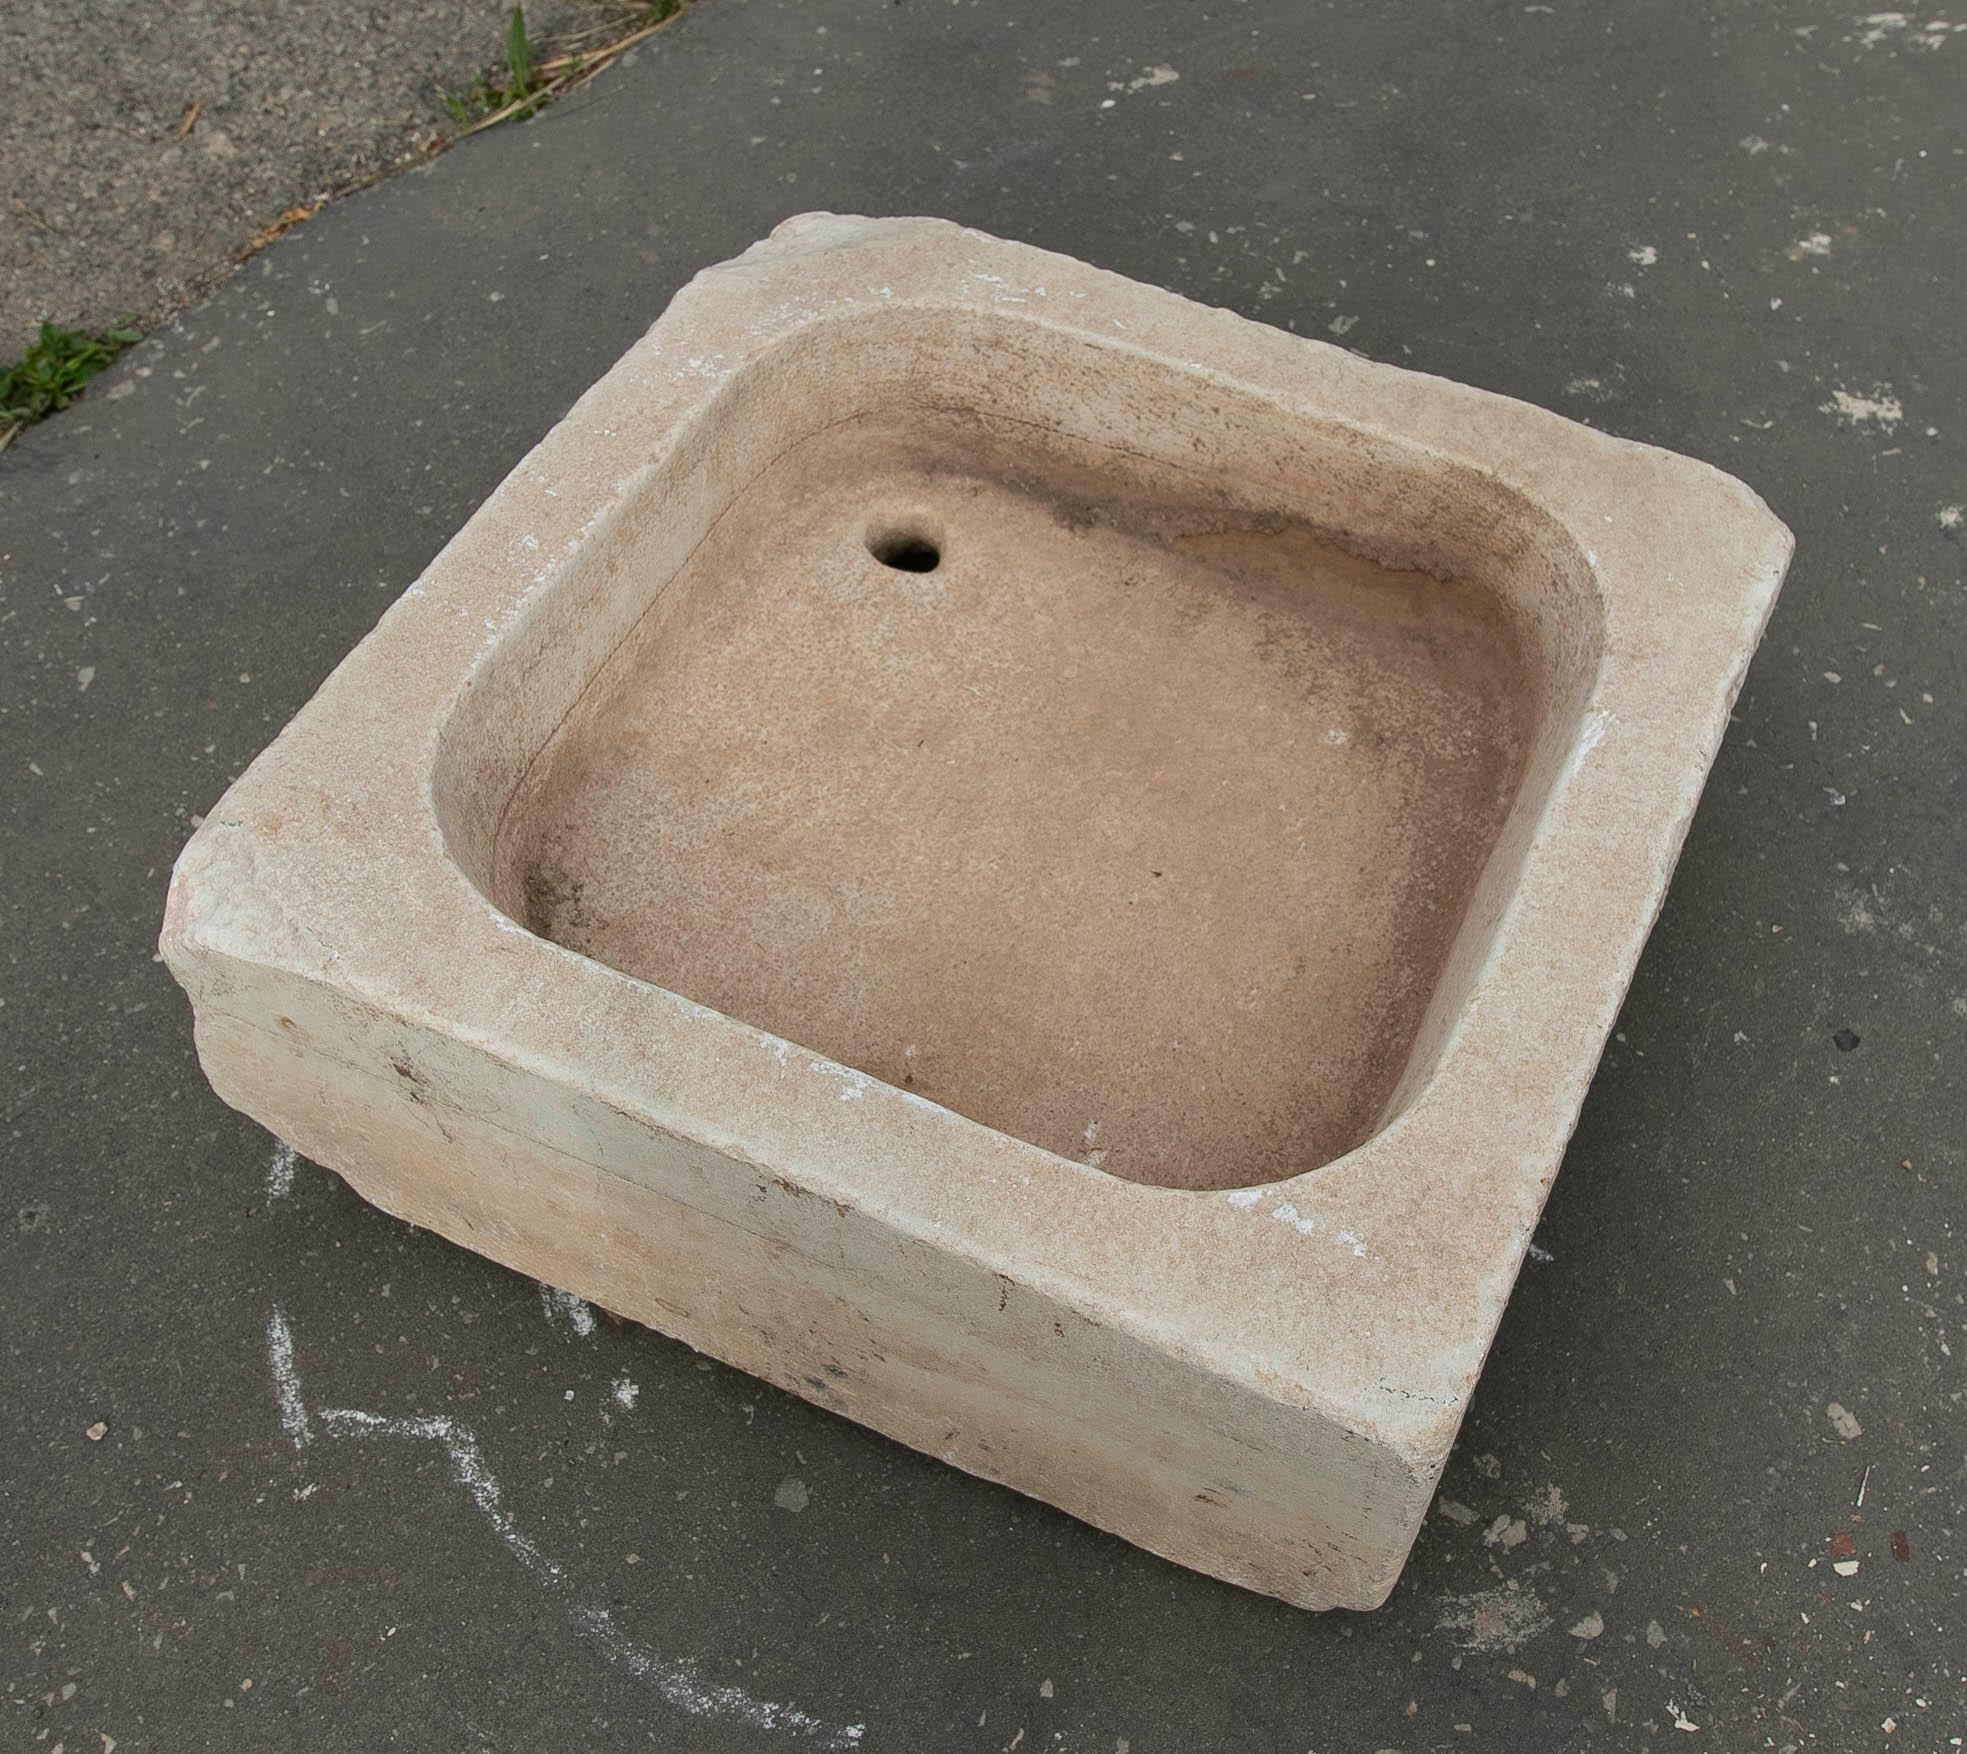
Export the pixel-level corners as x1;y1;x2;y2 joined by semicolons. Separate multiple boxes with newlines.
0;321;141;448
442;1;687;134
444;6;549;125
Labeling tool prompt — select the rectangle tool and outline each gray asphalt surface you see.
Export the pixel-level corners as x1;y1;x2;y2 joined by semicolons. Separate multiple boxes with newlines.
0;0;597;350
4;2;1964;1750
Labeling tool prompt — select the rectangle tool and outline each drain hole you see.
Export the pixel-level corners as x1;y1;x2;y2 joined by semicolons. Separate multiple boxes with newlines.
866;527;941;573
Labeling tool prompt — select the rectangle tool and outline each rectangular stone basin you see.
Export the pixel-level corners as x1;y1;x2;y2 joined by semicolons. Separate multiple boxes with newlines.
161;215;1791;1609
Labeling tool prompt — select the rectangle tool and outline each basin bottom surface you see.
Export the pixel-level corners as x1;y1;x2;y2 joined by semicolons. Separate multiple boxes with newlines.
502;418;1536;1189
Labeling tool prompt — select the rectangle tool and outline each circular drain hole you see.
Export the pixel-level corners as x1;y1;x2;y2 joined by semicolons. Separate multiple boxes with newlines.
866;526;941;573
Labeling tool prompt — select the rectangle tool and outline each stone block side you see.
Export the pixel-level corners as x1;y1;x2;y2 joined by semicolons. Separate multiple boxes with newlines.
168;920;1431;1611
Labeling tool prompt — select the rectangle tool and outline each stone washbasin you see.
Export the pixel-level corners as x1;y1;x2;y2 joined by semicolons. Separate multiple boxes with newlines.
162;215;1791;1609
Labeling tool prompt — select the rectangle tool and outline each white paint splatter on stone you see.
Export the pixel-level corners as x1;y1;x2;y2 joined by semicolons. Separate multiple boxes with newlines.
1567;708;1613;776
1271;1201;1318;1237
809;1059;870;1101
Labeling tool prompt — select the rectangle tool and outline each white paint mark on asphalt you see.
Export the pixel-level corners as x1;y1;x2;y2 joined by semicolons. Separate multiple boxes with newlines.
1826;1400;1864;1440
1821;387;1903;428
1436;1584;1552;1653
540;1283;597;1336
266;1140;298;1201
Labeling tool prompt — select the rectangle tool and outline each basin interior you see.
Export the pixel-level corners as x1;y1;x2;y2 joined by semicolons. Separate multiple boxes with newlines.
462;344;1594;1190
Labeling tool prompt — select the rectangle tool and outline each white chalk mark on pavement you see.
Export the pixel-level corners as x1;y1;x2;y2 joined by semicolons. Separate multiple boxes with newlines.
265;1304;860;1747
266;1304;312;1449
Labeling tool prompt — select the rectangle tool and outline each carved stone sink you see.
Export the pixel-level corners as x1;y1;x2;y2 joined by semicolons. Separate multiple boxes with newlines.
162;214;1790;1609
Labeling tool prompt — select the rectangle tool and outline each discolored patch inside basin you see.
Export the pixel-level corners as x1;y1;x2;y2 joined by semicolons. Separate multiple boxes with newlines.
494;414;1539;1189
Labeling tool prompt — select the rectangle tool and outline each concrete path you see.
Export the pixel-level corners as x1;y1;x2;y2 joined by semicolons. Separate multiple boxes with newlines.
4;2;1962;1748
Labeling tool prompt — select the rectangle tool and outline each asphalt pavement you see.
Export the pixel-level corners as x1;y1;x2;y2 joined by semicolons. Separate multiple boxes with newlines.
4;2;1963;1749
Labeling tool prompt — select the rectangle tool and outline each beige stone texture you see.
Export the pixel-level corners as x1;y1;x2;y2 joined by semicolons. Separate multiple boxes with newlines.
161;214;1791;1609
